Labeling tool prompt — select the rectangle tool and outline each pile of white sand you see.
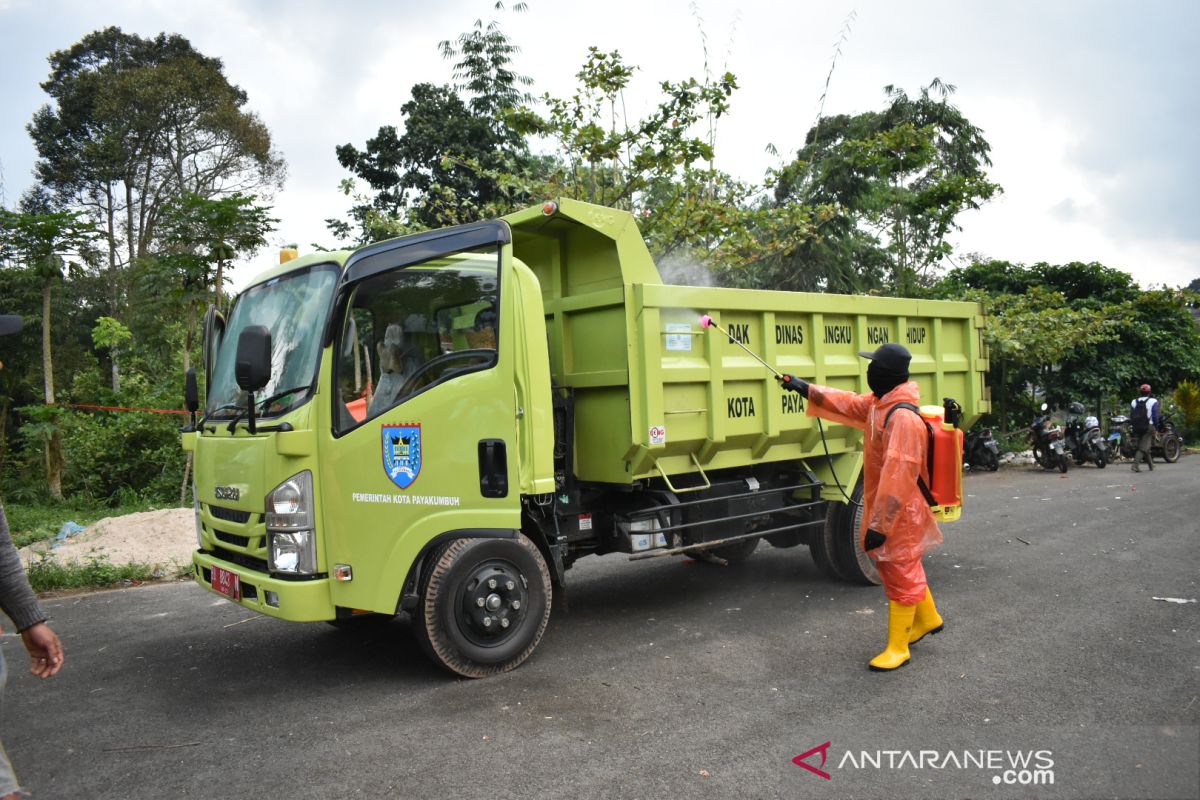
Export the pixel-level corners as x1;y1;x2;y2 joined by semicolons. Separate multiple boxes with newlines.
20;507;196;573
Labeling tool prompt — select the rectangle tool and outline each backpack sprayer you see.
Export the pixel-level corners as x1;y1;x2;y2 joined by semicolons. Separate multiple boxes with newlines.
698;313;964;519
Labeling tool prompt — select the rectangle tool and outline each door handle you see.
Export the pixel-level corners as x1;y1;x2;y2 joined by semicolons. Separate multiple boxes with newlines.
478;439;508;498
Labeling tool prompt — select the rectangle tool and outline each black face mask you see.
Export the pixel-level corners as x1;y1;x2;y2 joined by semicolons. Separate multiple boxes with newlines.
867;362;907;399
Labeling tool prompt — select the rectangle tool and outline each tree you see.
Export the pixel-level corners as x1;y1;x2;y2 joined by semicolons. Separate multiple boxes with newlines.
28;26;285;387
454;47;817;272
931;259;1200;432
773;79;1000;295
0;190;99;499
333;83;526;239
150;192;276;371
333;4;541;241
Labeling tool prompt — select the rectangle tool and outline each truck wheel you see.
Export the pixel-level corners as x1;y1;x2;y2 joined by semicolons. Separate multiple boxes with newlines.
414;534;552;678
829;479;881;586
811;504;850;581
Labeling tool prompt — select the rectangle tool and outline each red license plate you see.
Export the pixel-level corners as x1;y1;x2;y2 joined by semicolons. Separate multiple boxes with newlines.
211;565;241;601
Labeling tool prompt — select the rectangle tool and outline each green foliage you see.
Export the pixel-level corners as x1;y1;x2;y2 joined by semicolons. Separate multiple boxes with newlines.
24;553;167;593
1174;379;1200;440
333;4;540;242
0;26;282;503
0;203;98;279
772;79;1000;295
333;82;537;240
931;258;1200;433
91;316;131;351
973;286;1125;369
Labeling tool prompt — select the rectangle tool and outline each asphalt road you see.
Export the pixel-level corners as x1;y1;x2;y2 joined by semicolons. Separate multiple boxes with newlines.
4;457;1198;800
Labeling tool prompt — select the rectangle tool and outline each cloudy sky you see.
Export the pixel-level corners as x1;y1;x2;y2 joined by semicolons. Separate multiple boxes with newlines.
1;0;1197;292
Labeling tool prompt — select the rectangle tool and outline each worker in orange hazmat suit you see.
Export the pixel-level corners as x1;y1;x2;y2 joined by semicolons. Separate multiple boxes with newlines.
778;342;944;671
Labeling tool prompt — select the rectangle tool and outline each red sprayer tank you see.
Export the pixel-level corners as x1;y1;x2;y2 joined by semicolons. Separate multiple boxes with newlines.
919;405;964;521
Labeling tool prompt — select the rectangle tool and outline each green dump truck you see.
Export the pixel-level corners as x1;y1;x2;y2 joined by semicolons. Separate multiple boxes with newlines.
184;198;989;677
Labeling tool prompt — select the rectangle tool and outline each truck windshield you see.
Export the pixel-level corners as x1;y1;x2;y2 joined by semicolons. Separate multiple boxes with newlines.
207;264;339;419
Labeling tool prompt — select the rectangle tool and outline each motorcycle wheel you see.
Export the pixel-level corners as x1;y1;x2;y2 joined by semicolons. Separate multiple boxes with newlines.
1095;450;1106;469
986;451;1000;471
1058;453;1069;473
1162;434;1181;463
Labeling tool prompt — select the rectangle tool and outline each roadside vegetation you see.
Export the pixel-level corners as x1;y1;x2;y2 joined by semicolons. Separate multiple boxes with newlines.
24;553;185;594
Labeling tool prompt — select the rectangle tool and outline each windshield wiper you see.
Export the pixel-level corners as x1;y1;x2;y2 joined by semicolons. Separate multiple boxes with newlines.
226;386;311;433
197;402;246;431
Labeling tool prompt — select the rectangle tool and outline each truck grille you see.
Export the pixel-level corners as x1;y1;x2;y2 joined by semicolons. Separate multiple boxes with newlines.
210;546;269;573
209;505;253;524
214;529;250;548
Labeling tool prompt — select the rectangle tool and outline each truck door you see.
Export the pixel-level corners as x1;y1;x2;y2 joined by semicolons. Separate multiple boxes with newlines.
319;222;520;613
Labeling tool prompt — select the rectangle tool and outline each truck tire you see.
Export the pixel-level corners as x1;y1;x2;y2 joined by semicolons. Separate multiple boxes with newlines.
810;505;850;581
828;479;881;586
414;533;552;678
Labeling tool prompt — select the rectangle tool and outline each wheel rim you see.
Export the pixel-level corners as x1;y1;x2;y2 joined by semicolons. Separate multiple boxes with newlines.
455;559;528;648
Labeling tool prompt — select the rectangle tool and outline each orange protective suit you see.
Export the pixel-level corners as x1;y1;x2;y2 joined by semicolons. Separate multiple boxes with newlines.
807;380;943;605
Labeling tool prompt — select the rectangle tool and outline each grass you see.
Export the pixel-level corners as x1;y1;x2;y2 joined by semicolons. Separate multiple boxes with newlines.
25;553;191;594
3;498;160;549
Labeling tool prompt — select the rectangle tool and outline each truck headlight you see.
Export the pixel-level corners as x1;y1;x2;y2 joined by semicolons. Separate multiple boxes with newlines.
266;471;316;574
266;471;313;529
269;530;316;574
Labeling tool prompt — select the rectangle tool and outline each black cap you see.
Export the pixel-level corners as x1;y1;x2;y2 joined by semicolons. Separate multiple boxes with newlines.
0;315;24;337
858;342;911;375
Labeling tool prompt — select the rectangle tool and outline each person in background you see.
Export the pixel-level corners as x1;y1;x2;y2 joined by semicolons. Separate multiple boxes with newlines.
778;343;944;672
0;313;66;799
1129;383;1160;473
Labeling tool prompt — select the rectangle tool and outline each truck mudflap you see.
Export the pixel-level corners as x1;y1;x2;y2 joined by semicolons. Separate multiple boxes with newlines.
192;550;335;622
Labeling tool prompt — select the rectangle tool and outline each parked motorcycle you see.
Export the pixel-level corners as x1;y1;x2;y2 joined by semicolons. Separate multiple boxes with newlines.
1063;402;1108;468
1154;414;1183;463
1030;404;1069;473
1107;414;1135;460
964;426;1000;471
1109;412;1183;463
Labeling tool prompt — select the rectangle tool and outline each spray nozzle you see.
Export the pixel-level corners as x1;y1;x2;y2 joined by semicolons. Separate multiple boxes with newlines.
699;314;714;328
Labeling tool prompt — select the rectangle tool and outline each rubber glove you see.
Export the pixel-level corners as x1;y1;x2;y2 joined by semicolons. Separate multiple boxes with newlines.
777;374;810;398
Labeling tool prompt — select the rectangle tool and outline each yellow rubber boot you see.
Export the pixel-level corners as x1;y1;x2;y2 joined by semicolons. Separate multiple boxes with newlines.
869;601;916;671
909;588;944;645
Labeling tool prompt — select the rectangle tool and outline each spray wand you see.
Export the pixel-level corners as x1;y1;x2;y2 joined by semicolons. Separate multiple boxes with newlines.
699;314;783;377
697;313;860;507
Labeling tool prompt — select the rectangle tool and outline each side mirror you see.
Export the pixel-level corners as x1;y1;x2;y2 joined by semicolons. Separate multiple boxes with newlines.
235;326;272;392
185;368;199;413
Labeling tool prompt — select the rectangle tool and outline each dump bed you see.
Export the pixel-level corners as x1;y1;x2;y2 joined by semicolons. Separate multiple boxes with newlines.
506;199;989;486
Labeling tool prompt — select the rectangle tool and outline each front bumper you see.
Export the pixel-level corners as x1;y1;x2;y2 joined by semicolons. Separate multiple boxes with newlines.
192;550;335;622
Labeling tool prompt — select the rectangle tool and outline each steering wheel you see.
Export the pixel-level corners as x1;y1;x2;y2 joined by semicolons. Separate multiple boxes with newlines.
398;349;495;397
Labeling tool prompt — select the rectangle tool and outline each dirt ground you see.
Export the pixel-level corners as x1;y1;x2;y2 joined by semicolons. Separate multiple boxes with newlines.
19;507;195;571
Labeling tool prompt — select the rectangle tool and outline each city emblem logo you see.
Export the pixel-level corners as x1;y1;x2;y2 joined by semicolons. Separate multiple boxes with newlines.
382;424;422;489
